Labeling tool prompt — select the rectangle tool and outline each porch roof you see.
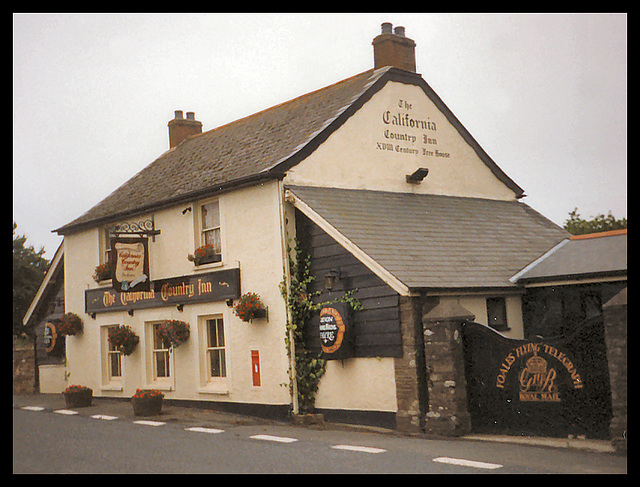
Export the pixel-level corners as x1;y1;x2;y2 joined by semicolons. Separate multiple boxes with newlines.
286;185;568;292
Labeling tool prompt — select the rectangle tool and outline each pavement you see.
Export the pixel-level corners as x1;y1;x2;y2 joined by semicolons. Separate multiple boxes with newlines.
13;393;618;455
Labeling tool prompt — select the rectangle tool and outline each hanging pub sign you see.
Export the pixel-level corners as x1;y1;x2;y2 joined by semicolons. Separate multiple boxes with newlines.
111;237;150;292
318;302;354;360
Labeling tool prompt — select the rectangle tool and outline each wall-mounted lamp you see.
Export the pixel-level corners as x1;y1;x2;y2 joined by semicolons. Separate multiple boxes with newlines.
406;167;429;184
182;206;192;215
324;269;341;291
90;313;97;319
128;309;134;316
226;299;234;308
176;303;184;312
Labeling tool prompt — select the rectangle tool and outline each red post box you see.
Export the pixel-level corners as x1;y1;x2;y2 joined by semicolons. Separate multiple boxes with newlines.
251;350;261;387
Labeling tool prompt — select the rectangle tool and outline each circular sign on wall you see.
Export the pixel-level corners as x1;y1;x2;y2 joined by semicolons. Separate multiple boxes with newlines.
318;303;354;360
43;321;64;356
319;307;346;354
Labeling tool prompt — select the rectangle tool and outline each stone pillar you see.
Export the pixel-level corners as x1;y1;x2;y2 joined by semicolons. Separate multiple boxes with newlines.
422;301;474;436
603;287;627;455
394;296;426;434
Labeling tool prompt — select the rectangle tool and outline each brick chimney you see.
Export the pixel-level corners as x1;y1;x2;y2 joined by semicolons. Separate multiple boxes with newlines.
168;110;202;148
372;22;416;73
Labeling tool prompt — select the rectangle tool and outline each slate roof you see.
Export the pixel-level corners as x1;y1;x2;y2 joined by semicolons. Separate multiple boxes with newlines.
55;68;389;234
287;185;569;290
511;229;627;283
55;67;523;234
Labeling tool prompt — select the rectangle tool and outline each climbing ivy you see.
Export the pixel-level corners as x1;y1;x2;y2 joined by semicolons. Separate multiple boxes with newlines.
280;240;362;414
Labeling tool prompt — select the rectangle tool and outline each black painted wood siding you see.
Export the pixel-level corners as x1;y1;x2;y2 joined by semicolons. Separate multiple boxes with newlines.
295;211;402;358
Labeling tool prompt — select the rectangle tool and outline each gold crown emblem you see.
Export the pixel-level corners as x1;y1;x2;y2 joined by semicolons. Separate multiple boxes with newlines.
525;352;547;374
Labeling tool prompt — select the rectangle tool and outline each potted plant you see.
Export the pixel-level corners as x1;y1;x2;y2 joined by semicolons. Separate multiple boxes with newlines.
234;292;268;322
63;385;93;408
58;312;83;336
108;325;140;355
156;320;190;348
92;262;113;282
131;389;164;416
187;244;221;266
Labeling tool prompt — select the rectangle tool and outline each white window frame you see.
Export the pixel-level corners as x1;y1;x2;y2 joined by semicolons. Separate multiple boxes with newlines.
100;325;124;391
198;315;229;395
194;199;223;266
146;321;174;390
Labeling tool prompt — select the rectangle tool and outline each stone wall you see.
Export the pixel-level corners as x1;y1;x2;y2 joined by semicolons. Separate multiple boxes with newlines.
603;287;627;454
394;296;426;433
13;346;37;394
421;301;474;436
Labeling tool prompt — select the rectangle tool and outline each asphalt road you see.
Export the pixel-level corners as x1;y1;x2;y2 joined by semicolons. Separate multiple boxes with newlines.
13;406;627;474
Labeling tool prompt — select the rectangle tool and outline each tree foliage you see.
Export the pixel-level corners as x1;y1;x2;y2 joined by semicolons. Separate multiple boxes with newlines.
13;222;50;335
563;208;627;236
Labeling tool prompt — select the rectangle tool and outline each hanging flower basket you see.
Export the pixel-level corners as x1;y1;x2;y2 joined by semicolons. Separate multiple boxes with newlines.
108;325;140;356
92;262;113;282
187;244;221;266
234;292;268;322
131;389;164;416
58;312;83;336
156;320;190;348
63;385;93;408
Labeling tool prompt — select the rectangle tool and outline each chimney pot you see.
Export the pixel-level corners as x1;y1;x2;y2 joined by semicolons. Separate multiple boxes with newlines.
168;110;202;148
372;23;416;72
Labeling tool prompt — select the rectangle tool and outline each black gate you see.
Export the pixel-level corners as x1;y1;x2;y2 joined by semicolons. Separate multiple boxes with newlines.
461;316;612;439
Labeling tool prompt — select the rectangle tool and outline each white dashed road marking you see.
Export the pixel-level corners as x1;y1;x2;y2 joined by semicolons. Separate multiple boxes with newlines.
133;420;166;426
21;406;45;411
185;426;225;434
432;457;503;470
250;434;298;443
54;409;78;415
332;444;387;454
91;414;119;421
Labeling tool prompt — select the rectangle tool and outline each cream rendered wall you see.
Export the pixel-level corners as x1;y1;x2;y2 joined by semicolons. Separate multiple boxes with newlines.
446;295;525;339
61;181;291;407
314;357;398;413
284;81;517;201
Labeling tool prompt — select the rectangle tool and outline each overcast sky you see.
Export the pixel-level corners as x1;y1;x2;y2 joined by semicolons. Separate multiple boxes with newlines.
13;13;627;259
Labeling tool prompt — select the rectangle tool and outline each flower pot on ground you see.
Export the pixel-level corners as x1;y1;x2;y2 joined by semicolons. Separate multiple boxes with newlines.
131;389;164;416
63;385;93;408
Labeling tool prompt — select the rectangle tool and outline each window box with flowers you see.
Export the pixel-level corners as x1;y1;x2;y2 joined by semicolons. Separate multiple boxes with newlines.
93;262;113;282
58;312;83;336
234;292;268;322
187;244;221;266
63;385;93;408
108;325;140;356
156;320;191;348
131;389;164;416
